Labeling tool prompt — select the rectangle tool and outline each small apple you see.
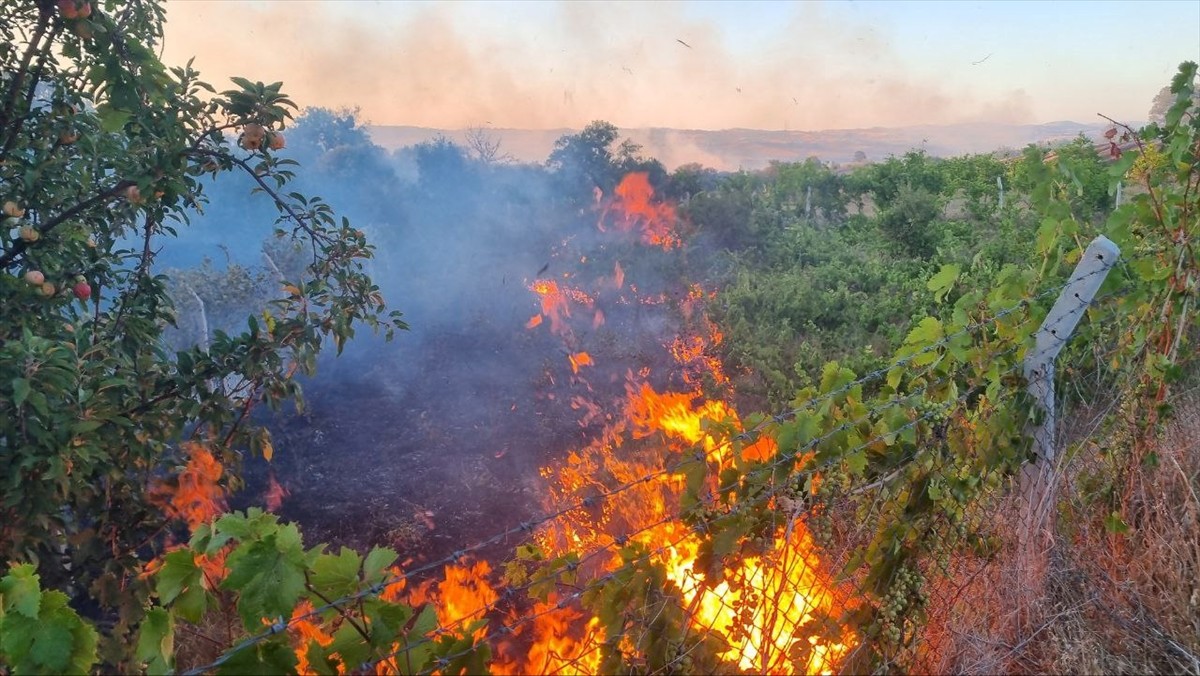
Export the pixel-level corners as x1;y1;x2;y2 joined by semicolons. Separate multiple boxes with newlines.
73;281;92;300
123;185;143;204
58;1;91;19
24;270;45;285
3;201;24;218
268;132;286;150
240;123;266;151
86;235;97;248
59;130;79;145
19;225;39;242
40;282;56;297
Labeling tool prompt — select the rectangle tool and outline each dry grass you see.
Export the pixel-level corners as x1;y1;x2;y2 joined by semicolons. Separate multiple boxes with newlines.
914;388;1200;675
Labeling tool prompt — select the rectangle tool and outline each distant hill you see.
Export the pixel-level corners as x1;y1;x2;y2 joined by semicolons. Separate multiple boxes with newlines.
367;121;1115;171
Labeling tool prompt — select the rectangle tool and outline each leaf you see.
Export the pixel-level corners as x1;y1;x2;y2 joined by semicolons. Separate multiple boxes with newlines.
843;449;867;476
1104;511;1131;535
135;608;175;675
28;615;74;672
222;535;307;630
363;547;398;585
903;317;944;348
310;548;362;599
0;563;43;618
97;106;133;133
216;636;298;675
260;429;274;462
926;264;960;303
156;549;201;606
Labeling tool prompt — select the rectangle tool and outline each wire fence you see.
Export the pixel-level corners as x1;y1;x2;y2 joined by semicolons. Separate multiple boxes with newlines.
178;249;1181;675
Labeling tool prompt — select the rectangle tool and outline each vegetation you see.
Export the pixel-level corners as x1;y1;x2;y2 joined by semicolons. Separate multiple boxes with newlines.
1;0;402;669
1;1;1195;672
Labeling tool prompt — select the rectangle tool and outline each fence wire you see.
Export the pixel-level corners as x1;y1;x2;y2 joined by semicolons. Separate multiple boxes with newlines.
181;256;1145;675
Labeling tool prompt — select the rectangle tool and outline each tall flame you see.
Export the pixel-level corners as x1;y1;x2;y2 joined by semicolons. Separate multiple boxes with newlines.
602;172;681;250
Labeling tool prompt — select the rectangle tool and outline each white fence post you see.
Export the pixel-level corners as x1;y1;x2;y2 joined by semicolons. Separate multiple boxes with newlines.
1017;235;1120;626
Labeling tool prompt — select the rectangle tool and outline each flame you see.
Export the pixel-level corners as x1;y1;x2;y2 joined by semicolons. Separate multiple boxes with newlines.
265;473;288;512
408;559;499;642
148;442;226;531
513;174;854;673
603;172;681;250
568;352;594;374
493;603;602;675
528;279;594;337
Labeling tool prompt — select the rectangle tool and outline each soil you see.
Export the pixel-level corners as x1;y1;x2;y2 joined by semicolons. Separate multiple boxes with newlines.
234;302;691;573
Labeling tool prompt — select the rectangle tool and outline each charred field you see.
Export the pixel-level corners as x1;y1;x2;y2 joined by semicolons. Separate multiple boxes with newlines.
232;173;717;572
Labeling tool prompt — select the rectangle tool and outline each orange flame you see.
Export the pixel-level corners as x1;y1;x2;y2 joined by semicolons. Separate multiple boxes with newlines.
408;559;499;642
604;172;681;250
265;473;288;512
148;442;226;531
568;352;594;374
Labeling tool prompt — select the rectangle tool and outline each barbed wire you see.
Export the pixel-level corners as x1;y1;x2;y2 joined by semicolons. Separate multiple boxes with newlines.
380;288;1138;673
365;356;1030;674
182;253;1135;674
370;282;1137;675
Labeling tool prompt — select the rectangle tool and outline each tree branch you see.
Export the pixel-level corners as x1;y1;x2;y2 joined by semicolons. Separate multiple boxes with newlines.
0;180;134;268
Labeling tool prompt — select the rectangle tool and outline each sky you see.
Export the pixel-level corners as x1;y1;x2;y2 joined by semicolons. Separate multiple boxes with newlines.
161;0;1200;131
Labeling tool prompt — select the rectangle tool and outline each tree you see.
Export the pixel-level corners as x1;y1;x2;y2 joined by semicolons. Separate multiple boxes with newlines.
464;125;512;164
0;0;403;665
1147;82;1200;125
547;120;622;201
877;184;941;257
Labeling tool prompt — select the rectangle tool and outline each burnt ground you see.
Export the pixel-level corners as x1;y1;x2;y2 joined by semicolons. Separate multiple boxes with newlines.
235;300;692;571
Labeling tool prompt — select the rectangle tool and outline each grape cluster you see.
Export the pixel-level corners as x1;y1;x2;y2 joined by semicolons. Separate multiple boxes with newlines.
873;564;928;648
913;398;951;428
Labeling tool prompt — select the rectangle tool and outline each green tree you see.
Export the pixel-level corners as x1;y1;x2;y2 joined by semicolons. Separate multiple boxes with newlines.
877;184;941;257
0;0;403;666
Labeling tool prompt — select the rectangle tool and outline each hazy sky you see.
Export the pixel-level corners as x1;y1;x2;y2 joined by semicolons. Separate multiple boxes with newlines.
161;0;1199;131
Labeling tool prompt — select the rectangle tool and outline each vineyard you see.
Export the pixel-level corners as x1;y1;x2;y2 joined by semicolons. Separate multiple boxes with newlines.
2;2;1199;675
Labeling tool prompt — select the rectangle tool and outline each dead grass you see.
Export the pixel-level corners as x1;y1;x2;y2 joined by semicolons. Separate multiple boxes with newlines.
914;388;1200;674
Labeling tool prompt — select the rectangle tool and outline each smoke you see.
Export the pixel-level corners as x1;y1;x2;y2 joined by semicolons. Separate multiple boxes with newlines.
162;0;1035;131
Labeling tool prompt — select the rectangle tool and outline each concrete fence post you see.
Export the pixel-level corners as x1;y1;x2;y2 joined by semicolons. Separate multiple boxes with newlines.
1017;235;1120;626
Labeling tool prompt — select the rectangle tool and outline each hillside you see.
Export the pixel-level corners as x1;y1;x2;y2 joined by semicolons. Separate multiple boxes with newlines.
368;121;1113;170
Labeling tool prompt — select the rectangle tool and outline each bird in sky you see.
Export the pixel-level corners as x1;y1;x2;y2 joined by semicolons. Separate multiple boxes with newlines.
972;53;993;66
676;38;692;49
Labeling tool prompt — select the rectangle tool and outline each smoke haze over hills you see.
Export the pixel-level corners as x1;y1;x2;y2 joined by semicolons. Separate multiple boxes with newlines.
368;121;1113;171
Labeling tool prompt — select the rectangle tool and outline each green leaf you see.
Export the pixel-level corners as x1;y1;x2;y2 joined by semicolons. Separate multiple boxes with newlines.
11;378;31;408
97;106;133;133
0;564;43;618
156;549;200;606
222;535;307;630
135;608;175;675
310;548;362;599
844;449;867;476
216;636;298;675
903;317;944;349
1104;511;1131;535
363;547;399;586
926;264;960;303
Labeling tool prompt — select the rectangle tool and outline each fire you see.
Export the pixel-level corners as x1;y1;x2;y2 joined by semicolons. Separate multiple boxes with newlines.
148;442;226;531
528;279;594;337
603;172;681;250
511;172;854;673
568;351;594;374
265;473;288;512
408;559;499;642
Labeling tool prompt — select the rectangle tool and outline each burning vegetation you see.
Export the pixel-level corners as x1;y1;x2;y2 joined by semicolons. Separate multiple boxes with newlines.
144;168;856;674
